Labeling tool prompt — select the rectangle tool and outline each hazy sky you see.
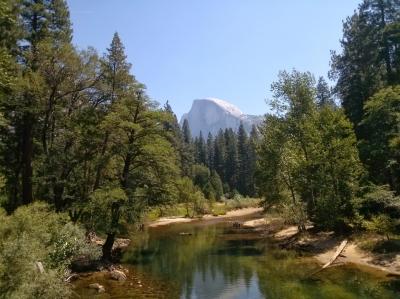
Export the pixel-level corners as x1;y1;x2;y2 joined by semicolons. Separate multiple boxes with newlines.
67;0;361;119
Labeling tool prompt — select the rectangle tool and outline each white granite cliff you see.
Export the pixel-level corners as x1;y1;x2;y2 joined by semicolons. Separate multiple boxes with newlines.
180;98;262;137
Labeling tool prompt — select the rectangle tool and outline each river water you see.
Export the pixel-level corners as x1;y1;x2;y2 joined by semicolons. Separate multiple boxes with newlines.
73;216;400;299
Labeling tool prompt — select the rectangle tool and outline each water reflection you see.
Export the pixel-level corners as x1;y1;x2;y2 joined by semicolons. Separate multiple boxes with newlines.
121;221;400;299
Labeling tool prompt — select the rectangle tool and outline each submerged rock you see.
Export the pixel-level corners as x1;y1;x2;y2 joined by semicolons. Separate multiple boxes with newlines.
110;269;127;281
89;283;105;293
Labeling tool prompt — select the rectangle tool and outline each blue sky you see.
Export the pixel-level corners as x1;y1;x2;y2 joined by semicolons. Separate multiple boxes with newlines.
67;0;361;119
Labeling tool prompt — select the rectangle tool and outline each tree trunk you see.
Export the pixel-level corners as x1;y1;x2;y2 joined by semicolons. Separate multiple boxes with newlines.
121;152;132;189
53;183;64;212
102;233;115;261
21;113;34;205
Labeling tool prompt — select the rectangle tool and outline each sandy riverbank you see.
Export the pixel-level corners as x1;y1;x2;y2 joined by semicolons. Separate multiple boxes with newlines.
315;240;400;275
148;207;263;227
271;224;400;276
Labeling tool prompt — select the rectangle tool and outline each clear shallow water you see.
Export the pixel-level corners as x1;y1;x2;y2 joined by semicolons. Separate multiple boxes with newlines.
74;218;400;299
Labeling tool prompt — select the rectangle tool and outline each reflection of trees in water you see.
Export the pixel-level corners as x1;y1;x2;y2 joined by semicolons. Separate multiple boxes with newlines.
123;225;264;298
123;225;400;299
255;251;398;299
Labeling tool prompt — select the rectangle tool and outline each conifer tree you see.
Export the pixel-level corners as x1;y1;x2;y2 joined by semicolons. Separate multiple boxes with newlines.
195;131;207;165
181;119;194;176
331;0;400;134
237;122;249;195
213;129;226;184
316;76;334;108
206;132;214;169
224;128;239;190
1;0;76;208
247;125;259;196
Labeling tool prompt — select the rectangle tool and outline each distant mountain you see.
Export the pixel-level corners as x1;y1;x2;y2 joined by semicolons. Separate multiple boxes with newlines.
180;98;263;137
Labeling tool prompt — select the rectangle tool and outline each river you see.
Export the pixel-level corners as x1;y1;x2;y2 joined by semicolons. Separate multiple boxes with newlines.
73;214;400;298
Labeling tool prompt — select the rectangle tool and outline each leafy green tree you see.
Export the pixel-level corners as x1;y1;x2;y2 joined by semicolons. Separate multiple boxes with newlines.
310;107;363;229
360;86;400;193
176;177;208;217
258;70;363;230
95;90;179;259
93;32;138;191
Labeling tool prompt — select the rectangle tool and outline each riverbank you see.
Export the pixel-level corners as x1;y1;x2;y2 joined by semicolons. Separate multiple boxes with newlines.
314;238;400;275
268;223;400;276
148;207;264;227
149;207;400;276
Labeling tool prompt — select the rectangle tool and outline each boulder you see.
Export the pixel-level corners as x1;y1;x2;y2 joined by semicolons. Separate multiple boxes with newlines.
89;283;105;293
110;269;127;281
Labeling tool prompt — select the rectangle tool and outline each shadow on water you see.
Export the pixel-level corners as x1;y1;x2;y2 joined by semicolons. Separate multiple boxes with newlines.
73;220;400;299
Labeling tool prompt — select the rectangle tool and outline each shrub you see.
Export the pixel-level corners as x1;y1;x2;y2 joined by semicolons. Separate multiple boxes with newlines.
0;202;100;299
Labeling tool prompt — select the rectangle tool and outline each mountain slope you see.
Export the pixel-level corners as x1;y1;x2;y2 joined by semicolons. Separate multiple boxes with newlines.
180;98;263;137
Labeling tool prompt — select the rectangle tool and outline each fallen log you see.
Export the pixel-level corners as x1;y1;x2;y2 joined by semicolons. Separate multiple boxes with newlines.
309;239;348;277
322;239;348;269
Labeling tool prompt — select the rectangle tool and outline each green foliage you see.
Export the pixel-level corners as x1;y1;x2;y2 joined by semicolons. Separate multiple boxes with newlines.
363;214;396;240
360;86;400;193
176;177;208;217
257;70;363;231
210;170;223;200
190;164;224;201
279;197;308;227
0;202;99;299
331;0;400;132
87;187;128;233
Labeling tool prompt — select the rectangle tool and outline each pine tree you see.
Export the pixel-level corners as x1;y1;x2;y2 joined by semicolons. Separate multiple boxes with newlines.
195;131;207;165
206;132;214;169
163;100;184;176
1;0;75;208
181;119;194;176
93;32;138;191
224;128;239;191
182;119;192;144
237;122;249;195
210;170;223;200
316;76;334;108
331;0;400;134
213;129;226;184
247;125;259;196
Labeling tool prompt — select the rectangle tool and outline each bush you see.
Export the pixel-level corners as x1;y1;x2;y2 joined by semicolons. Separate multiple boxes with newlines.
0;202;100;299
363;214;396;240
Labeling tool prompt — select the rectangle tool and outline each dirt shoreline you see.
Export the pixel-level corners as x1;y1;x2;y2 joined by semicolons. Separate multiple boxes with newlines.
148;207;264;227
314;240;400;275
271;224;400;276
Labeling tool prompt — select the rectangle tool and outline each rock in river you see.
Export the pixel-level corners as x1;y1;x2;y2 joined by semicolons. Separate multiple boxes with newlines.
110;269;127;281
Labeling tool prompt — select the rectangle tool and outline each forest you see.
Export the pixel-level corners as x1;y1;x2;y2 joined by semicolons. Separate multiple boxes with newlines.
0;0;400;298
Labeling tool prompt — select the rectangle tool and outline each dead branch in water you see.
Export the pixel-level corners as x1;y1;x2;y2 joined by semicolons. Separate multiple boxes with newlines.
308;239;348;277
